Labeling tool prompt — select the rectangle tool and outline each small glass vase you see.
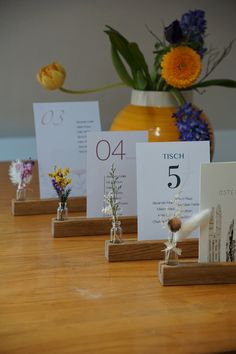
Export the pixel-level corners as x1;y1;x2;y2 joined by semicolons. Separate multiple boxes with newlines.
56;202;68;221
16;186;26;201
110;220;122;244
164;244;179;266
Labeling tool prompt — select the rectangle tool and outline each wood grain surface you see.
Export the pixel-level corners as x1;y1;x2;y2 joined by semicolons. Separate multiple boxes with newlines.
52;215;137;237
105;238;198;262
12;196;86;216
159;261;236;286
1;162;236;354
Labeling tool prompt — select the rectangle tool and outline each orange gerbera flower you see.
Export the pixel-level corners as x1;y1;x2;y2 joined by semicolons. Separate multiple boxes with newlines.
161;46;201;88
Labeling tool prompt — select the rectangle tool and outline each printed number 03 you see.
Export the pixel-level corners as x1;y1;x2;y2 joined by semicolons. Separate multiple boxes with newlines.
41;110;64;126
96;140;125;161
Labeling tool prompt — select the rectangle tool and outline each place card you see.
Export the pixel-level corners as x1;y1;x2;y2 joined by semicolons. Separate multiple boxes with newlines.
199;162;236;262
33;101;101;198
86;131;148;218
136;141;210;240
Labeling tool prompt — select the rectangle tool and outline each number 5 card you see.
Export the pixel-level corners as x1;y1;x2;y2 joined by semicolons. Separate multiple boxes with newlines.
86;131;148;218
136;141;210;240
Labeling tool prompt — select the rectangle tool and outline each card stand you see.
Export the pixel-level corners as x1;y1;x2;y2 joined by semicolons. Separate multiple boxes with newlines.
105;238;198;262
52;215;137;238
158;261;236;286
12;196;86;216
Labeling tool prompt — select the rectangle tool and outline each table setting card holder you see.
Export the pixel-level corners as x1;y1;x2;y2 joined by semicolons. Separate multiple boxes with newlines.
159;162;236;286
52;215;137;237
105;238;198;262
158;261;236;286
105;141;210;262
12;196;86;216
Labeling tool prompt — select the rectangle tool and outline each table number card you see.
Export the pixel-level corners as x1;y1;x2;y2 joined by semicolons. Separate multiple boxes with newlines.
33;101;101;198
199;162;236;263
86;131;148;218
136;141;210;240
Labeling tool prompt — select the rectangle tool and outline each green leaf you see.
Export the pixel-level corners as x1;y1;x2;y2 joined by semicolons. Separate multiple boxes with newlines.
170;88;186;106
128;42;152;86
105;25;129;45
134;71;148;90
155;77;165;91
105;27;139;76
105;26;152;88
154;48;169;68
110;45;134;87
150;66;158;83
188;79;236;89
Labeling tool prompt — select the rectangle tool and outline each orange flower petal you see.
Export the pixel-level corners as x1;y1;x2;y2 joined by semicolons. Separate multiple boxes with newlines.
161;46;201;89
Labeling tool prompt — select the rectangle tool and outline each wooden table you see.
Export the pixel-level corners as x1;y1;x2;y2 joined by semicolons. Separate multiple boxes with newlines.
0;161;236;354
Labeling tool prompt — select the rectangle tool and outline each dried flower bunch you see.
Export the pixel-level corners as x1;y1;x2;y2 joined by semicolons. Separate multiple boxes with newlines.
102;164;121;223
160;190;212;263
9;159;34;189
48;167;72;204
160;190;183;261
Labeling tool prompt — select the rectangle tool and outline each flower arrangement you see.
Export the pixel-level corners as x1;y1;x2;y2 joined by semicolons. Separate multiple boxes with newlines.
105;10;235;94
102;164;122;243
37;9;236;142
104;9;235;142
9;159;35;200
48;167;72;204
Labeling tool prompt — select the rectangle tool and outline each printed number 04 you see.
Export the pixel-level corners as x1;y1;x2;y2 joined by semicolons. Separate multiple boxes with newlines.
96;140;125;161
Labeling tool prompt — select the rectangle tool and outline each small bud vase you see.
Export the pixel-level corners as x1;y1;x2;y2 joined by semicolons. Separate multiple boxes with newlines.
110;220;122;244
164;244;179;266
56;202;68;221
16;186;26;201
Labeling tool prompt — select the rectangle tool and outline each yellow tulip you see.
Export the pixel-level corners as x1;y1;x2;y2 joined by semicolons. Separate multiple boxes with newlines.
37;62;66;90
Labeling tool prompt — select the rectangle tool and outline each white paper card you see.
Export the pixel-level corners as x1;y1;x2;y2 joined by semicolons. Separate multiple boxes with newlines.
33;101;101;198
199;162;236;263
136;141;210;240
86;131;148;218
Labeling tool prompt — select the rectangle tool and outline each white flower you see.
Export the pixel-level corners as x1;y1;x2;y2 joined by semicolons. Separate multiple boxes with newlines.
175;208;212;242
101;164;121;221
9;159;33;187
102;205;113;216
9;160;24;185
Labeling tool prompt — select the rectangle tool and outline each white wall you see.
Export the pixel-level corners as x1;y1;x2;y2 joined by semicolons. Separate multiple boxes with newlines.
0;0;236;160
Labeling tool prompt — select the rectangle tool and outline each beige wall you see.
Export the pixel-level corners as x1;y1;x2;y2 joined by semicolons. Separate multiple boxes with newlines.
0;0;236;138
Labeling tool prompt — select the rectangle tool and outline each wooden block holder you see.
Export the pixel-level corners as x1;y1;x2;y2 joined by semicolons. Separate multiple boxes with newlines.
159;260;236;286
105;238;198;262
12;196;86;216
52;215;137;238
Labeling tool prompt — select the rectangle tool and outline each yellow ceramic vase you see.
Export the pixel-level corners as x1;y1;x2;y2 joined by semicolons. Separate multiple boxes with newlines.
111;90;214;158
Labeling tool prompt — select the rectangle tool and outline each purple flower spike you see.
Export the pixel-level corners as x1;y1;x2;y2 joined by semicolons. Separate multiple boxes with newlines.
173;102;210;141
180;9;207;57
